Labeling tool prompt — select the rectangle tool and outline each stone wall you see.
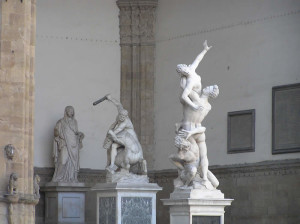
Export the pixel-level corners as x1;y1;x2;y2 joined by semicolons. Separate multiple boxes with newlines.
34;0;120;170
0;0;37;223
35;159;300;224
154;0;300;169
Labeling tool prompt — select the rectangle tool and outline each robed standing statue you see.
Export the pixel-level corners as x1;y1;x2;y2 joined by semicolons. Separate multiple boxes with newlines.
52;106;84;183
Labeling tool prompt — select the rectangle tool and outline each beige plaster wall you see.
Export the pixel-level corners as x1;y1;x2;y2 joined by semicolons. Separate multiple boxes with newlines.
34;0;120;169
154;0;300;169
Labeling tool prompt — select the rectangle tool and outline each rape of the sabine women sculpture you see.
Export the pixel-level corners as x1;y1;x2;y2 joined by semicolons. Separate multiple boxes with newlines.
52;106;85;183
169;40;220;190
93;94;148;183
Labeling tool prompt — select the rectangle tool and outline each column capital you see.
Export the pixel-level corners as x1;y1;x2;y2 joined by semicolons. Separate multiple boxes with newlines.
117;0;157;46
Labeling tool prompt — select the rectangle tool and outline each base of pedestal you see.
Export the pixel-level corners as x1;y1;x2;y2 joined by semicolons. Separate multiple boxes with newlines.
92;182;162;224
162;188;233;224
42;182;91;224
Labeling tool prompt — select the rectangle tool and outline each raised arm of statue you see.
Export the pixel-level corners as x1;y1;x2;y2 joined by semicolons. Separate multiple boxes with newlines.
106;94;124;113
189;40;212;71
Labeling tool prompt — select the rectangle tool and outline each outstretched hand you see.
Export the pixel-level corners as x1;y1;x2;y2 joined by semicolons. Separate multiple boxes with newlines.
203;40;212;51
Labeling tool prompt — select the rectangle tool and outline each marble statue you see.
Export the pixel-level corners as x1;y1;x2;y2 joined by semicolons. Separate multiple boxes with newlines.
4;144;15;160
52;106;84;183
171;41;219;190
94;94;147;177
34;175;40;199
169;135;200;188
8;173;18;195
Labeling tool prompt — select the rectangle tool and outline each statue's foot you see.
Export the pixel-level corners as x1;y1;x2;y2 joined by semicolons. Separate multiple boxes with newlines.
201;179;215;190
106;165;118;174
106;167;114;174
173;177;184;188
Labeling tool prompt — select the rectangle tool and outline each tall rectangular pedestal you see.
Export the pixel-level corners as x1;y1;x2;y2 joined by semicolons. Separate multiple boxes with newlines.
92;182;162;224
42;182;91;224
162;189;233;224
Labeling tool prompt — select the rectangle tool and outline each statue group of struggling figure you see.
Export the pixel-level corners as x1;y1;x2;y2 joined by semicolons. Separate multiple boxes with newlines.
51;40;220;190
170;40;220;189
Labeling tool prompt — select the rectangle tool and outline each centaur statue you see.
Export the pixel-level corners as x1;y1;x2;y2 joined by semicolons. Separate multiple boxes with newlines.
93;94;147;175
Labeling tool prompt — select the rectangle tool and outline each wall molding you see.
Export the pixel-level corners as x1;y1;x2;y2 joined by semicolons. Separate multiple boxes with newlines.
35;159;300;186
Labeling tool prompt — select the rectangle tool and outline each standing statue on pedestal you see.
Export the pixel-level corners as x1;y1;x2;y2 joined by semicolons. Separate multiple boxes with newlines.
52;106;85;183
94;94;147;182
170;40;219;190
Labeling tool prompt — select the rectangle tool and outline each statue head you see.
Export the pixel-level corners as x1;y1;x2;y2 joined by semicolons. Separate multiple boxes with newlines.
203;85;219;98
64;106;75;118
174;135;191;150
118;109;128;122
176;64;193;77
4;144;15;160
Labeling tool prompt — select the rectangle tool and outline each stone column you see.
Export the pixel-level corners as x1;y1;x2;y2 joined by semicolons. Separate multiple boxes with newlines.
117;0;157;169
0;0;37;223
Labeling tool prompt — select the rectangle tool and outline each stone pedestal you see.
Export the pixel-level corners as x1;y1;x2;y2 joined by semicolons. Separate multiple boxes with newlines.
91;182;162;224
42;182;91;224
162;189;233;224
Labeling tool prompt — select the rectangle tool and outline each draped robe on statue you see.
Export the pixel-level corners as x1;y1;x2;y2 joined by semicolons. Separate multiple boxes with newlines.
52;111;82;183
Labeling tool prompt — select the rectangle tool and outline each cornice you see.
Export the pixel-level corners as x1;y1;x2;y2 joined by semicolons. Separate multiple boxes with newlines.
149;159;300;183
35;159;300;185
117;0;158;8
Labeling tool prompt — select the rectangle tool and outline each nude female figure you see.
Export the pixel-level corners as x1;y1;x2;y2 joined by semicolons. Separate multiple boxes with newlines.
176;40;211;112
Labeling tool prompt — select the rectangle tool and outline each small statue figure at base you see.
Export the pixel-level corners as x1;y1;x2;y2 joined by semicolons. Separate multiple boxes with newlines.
8;173;18;195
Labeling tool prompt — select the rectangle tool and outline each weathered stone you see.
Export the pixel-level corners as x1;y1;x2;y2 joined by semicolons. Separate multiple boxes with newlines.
0;0;36;223
117;0;158;169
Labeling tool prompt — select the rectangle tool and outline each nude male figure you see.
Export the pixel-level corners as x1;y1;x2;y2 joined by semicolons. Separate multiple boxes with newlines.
178;85;219;188
169;136;200;188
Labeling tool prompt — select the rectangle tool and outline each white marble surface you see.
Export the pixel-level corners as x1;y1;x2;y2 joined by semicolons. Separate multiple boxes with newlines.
42;184;91;224
92;182;162;224
162;183;232;224
169;41;221;190
162;197;233;224
170;188;224;200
